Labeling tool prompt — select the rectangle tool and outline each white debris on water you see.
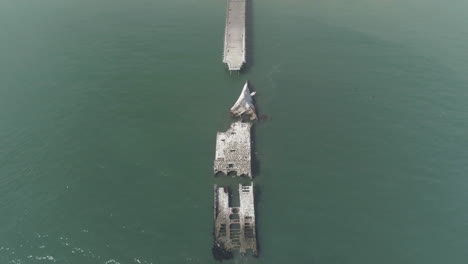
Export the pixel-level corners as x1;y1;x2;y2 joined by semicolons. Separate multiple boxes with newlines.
34;256;56;262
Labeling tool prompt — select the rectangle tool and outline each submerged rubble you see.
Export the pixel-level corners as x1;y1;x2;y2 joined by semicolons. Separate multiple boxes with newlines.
213;184;258;256
214;122;252;177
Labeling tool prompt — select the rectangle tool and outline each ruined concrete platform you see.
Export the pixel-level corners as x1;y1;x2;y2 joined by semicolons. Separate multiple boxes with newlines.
223;0;246;71
213;184;257;255
214;121;252;177
231;81;257;120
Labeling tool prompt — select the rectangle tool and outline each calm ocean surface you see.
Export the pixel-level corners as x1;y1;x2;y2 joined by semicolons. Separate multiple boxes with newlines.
1;0;467;263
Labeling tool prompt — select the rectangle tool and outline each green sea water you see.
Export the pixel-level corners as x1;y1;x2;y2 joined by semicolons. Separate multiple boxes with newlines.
1;0;468;263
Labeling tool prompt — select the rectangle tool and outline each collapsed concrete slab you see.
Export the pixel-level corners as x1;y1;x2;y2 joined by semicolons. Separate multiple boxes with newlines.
213;184;257;257
214;121;252;177
230;81;257;120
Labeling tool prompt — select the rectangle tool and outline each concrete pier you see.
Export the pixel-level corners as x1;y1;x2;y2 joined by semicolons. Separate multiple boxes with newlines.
223;0;246;71
214;122;252;177
213;184;257;255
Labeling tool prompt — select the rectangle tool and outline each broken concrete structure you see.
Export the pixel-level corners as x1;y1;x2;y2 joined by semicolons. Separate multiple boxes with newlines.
230;81;257;120
213;81;259;259
214;121;252;177
213;184;257;255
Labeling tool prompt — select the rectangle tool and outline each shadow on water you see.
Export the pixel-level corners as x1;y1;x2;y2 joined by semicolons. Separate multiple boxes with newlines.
241;0;255;74
252;184;261;258
251;122;261;177
249;81;266;178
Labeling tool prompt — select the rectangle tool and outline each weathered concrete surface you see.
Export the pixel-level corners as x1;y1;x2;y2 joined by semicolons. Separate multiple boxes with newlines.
214;122;252;177
223;0;246;71
231;81;257;120
213;184;257;255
